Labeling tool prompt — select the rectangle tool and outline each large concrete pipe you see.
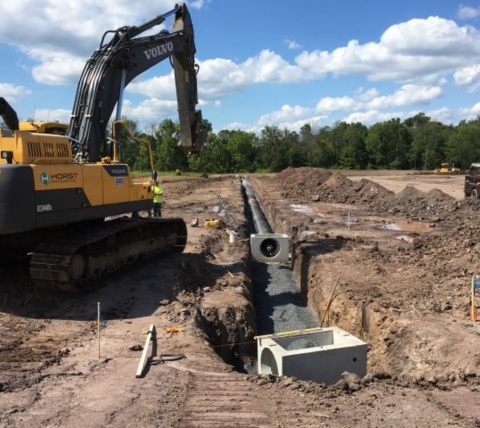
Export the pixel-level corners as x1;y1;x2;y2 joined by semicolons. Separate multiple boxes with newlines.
242;179;289;263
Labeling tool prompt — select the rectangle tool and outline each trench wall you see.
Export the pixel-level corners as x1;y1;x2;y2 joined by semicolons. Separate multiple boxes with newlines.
248;177;374;340
247;177;427;378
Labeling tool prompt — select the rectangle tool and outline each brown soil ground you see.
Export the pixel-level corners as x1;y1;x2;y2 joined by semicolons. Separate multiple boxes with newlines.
2;169;480;427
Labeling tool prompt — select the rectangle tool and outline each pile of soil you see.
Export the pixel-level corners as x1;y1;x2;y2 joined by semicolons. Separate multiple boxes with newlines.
276;167;465;223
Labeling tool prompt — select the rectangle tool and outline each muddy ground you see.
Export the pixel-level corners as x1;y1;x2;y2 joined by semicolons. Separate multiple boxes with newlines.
2;169;480;427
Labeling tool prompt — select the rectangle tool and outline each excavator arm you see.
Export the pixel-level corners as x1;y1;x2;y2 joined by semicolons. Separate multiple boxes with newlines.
67;3;206;162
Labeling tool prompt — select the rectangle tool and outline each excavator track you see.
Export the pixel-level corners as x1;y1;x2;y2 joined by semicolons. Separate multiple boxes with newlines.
29;217;187;292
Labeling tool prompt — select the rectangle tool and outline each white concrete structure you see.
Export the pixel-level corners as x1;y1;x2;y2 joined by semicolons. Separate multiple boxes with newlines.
250;233;289;263
255;327;367;385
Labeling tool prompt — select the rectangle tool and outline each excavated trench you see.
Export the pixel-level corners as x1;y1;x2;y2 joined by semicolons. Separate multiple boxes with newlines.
197;179;320;373
196;175;442;380
242;179;318;337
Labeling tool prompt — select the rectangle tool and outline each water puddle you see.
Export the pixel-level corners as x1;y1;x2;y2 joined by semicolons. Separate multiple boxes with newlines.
381;220;432;233
290;204;315;216
289;204;434;239
290;203;351;218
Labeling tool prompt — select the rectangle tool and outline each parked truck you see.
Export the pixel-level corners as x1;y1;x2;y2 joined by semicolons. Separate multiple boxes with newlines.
464;163;480;198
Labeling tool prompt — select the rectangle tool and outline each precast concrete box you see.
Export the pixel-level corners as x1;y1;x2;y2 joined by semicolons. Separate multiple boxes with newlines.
250;233;290;263
255;326;367;385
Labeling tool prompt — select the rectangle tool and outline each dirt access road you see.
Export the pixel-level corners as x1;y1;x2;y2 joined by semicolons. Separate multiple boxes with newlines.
2;169;480;428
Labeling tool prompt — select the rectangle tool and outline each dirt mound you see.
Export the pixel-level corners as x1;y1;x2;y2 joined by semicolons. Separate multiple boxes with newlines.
277;167;332;186
355;185;461;222
424;188;456;205
312;172;356;203
280;167;333;201
394;186;426;204
277;168;458;222
354;179;395;203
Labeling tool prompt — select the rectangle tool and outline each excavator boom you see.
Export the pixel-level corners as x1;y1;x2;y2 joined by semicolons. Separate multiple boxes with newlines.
68;3;206;162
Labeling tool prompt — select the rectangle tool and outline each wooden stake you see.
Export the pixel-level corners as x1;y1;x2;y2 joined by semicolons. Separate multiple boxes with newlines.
136;325;156;378
97;302;101;358
471;277;477;322
321;277;340;328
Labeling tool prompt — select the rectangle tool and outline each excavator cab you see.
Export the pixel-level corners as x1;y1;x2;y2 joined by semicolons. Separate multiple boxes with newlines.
19;122;68;135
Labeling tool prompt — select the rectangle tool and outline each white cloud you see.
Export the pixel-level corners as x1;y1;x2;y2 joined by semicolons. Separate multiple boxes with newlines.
366;84;442;109
28;108;72;123
316;96;357;113
257;104;314;126
342;110;400;125
32;55;87;86
0;0;197;87
458;4;480;19
232;104;327;133
224;115;326;134
355;88;380;102
427;107;454;124
122;98;179;121
2;5;480;101
188;0;205;9
380;16;477;55
129;52;305;101
285;39;302;50
460;103;480;120
454;64;480;91
0;83;31;103
315;84;441;114
297;16;480;82
128;74;177;99
342;106;455;126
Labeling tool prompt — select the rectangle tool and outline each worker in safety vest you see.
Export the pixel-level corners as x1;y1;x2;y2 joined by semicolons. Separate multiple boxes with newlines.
151;179;163;217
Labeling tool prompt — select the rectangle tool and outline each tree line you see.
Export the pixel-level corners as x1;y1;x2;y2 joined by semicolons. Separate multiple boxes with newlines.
112;112;480;174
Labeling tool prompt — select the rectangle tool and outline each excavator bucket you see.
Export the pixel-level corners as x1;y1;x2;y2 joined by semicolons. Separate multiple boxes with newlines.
178;110;207;153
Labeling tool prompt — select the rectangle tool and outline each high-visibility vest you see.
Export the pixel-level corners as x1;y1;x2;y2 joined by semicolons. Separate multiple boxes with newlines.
152;185;163;203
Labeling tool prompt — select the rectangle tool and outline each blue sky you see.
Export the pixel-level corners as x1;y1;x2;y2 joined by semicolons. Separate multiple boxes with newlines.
2;1;480;133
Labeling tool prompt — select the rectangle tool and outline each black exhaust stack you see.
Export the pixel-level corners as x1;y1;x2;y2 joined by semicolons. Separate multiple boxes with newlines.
0;97;19;131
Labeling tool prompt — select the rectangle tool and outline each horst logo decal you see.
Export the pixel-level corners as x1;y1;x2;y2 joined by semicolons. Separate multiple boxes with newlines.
40;171;78;184
40;172;50;185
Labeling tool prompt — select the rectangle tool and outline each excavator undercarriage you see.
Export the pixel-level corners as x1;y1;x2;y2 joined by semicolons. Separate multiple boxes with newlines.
30;217;187;292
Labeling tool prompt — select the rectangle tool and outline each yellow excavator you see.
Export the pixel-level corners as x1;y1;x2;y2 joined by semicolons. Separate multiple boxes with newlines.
0;3;206;292
434;163;461;174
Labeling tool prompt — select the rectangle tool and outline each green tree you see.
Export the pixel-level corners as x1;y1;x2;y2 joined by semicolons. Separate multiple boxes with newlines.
313;127;336;167
338;122;368;169
259;126;292;172
155;119;188;171
366;119;411;169
407;117;450;170
446;118;480;169
224;130;258;172
133;132;155;172
116;119;141;167
299;124;316;166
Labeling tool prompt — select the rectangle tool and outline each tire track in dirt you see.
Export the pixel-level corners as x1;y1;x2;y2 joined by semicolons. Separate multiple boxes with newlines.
175;366;331;428
177;370;271;427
